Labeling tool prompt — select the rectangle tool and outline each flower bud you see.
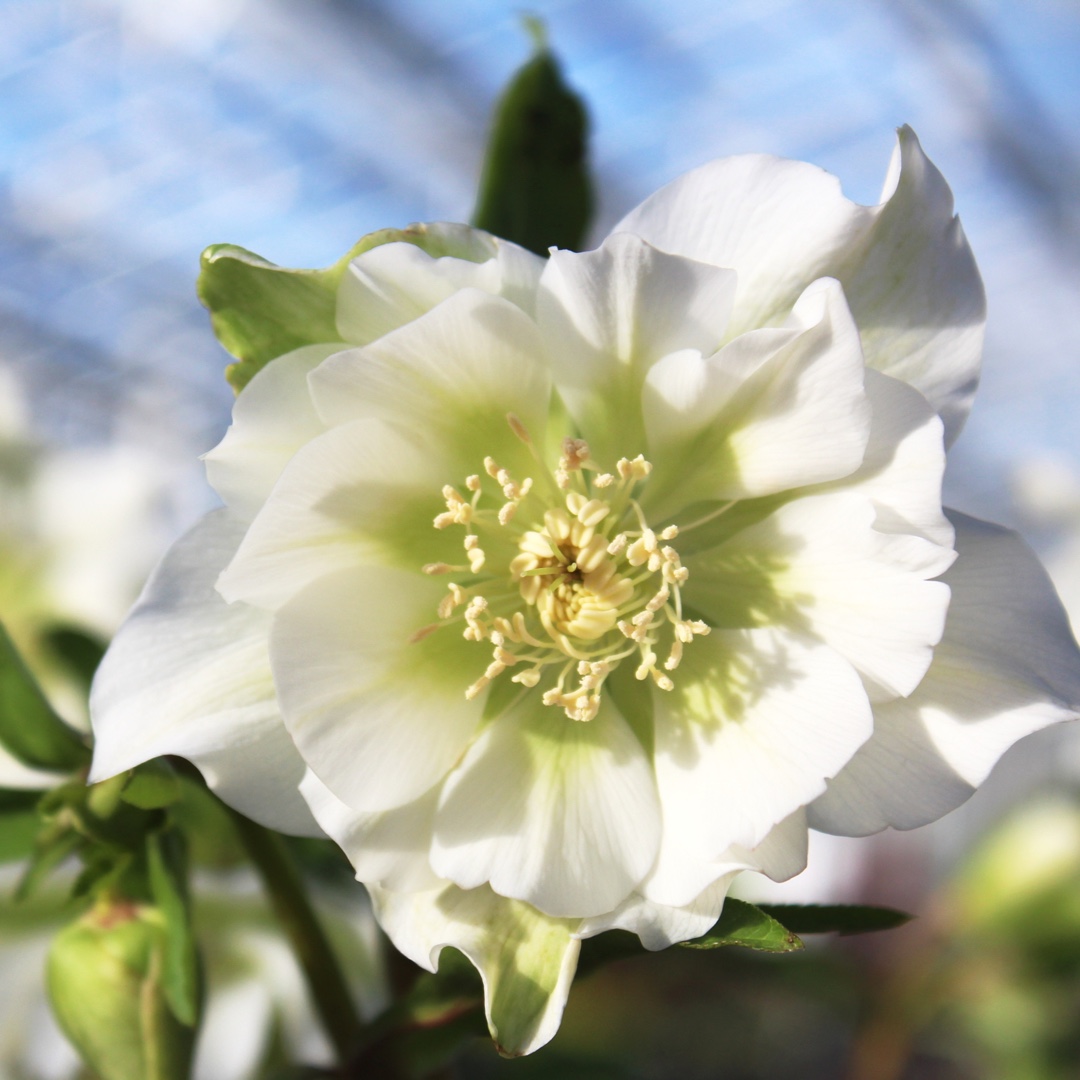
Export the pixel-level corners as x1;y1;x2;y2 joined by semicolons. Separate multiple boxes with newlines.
47;899;195;1080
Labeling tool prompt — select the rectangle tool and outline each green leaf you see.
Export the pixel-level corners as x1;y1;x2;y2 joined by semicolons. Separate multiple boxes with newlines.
757;903;912;936
472;22;593;255
0;790;42;864
0;622;90;772
147;830;199;1027
199;227;417;393
121;761;181;810
42;624;107;692
17;826;82;900
679;899;804;953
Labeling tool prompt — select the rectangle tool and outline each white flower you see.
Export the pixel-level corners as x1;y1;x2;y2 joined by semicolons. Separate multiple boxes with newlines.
90;128;1080;1055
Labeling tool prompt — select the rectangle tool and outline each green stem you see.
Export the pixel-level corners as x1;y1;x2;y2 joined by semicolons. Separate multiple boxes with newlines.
227;807;363;1066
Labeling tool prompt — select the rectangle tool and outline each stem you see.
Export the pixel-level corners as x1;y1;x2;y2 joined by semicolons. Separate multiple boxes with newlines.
227;807;364;1065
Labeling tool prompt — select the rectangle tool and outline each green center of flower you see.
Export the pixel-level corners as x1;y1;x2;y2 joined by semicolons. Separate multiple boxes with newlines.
420;415;709;722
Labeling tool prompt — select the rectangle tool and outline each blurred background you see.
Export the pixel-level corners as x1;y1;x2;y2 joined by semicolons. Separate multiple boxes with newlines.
1;0;1079;1077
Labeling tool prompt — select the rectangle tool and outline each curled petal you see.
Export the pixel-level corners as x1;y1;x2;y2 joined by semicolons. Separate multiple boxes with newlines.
89;511;318;836
369;882;579;1057
811;511;1080;834
309;289;551;471
300;769;441;893
586;810;809;948
643;276;871;506
336;224;544;344
537;234;737;460
616;127;984;442
688;492;954;701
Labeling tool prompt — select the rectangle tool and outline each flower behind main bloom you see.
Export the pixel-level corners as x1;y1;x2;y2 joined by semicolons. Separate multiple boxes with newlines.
90;128;1080;1056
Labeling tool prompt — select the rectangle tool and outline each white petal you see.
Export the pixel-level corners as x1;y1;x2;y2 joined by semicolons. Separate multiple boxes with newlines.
310;290;550;474
336;225;544;344
431;699;660;919
370;882;579;1057
300;770;441;892
644;277;871;504
580;811;808;949
639;805;809;910
537;234;736;460
576;878;735;951
270;565;481;813
615;128;984;442
689;492;954;700
216;418;445;612
614;152;869;335
811;511;1080;834
653;628;871;858
203;344;337;516
89;511;319;836
843;128;984;445
817;369;952;546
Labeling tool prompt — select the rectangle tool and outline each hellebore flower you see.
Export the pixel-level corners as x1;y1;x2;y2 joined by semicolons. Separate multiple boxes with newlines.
90;128;1080;1055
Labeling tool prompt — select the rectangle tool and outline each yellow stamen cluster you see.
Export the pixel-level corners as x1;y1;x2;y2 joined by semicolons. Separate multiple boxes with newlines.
419;420;710;721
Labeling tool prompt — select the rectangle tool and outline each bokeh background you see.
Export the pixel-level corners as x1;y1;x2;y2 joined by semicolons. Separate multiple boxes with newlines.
2;1;1080;1077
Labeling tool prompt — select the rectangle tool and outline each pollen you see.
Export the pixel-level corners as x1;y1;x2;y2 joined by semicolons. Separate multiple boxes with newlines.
419;423;709;721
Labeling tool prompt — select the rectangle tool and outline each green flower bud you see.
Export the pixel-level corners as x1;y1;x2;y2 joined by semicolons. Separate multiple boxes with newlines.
47;899;195;1080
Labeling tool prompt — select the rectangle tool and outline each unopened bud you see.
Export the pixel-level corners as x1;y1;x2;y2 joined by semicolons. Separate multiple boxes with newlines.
48;899;196;1080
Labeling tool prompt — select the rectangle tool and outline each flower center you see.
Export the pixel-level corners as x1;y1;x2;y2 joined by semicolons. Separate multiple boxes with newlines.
419;416;709;722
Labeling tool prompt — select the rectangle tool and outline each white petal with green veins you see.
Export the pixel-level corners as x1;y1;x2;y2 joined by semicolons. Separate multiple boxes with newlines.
370;882;579;1057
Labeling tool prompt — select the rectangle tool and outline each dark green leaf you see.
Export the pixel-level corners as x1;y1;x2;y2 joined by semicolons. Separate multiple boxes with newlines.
0;786;44;866
147;829;199;1026
0;801;41;865
0;622;89;771
0;787;41;813
42;624;106;691
679;899;803;953
757;903;912;936
472;21;593;255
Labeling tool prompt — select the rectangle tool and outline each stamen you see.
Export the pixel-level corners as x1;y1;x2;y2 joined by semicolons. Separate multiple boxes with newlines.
507;413;532;443
429;445;708;721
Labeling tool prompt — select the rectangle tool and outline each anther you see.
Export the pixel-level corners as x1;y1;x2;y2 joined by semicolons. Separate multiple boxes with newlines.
507;413;531;443
607;533;628;556
559;437;590;472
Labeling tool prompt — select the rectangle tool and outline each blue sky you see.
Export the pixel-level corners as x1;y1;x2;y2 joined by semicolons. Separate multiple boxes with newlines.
1;0;1078;531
